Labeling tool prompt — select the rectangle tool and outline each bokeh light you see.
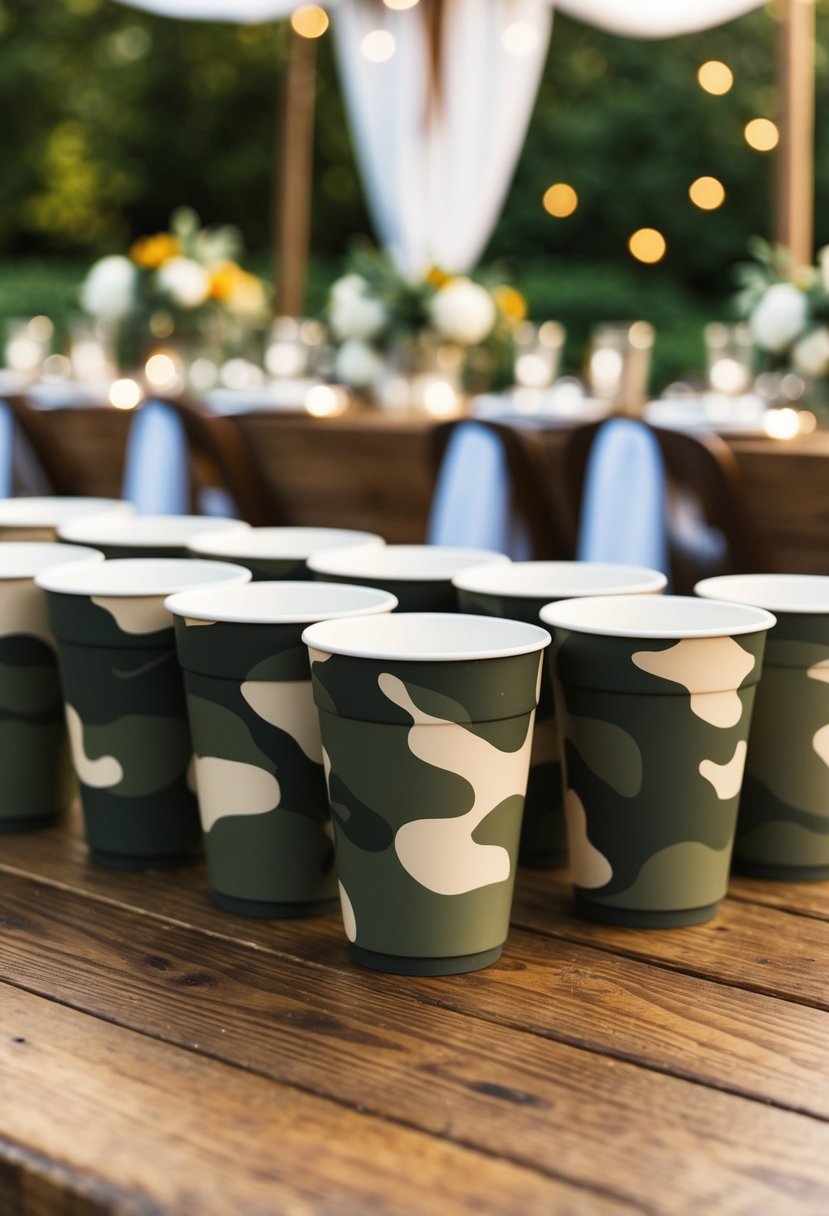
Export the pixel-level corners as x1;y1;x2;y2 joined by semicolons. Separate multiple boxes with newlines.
290;6;329;38
109;378;142;410
689;176;726;210
383;0;419;8
697;60;733;95
360;30;396;61
542;183;578;218
744;118;779;151
628;228;666;264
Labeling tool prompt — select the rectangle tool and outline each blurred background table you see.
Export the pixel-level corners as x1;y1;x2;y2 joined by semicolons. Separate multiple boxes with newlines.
2;804;829;1213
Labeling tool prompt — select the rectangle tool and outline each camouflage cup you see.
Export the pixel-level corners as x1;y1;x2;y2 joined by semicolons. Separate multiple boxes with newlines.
696;575;829;880
36;557;251;869
0;497;134;543
307;545;510;612
540;595;775;927
167;580;397;918
57;513;244;560
453;562;667;868
188;526;385;581
302;612;550;974
0;542;103;831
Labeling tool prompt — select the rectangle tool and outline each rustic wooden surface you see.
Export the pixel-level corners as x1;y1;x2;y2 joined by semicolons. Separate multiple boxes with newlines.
2;805;829;1214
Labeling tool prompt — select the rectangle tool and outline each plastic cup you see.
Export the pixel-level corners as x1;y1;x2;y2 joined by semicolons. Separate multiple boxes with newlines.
453;561;666;867
302;612;550;974
307;545;510;612
57;513;245;559
36;557;251;868
166;580;398;917
540;594;775;926
188;526;385;581
0;542;103;830
696;574;829;880
0;496;134;542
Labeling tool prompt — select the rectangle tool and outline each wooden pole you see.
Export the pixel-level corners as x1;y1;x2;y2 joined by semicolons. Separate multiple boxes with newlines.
274;29;317;317
775;0;815;269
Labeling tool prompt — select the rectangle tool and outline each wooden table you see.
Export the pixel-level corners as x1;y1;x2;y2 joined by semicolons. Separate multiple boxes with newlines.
2;807;829;1213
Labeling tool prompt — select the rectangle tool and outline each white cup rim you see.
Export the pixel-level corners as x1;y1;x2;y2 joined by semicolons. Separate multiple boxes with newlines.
57;514;245;548
166;580;398;623
453;560;667;599
188;526;385;560
35;558;251;598
695;574;829;615
0;543;103;580
0;497;133;527
539;594;776;638
307;544;510;582
302;611;550;661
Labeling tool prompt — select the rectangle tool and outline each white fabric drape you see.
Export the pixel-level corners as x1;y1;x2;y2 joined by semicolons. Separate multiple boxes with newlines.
109;0;297;20
332;0;551;277
553;0;764;40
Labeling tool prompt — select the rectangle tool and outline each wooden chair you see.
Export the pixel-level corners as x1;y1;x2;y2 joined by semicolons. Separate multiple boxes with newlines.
561;418;772;592
426;418;571;559
0;393;88;495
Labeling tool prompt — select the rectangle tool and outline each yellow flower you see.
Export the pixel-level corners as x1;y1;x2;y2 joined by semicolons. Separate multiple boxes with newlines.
209;260;266;315
426;266;451;288
129;233;181;269
492;284;527;323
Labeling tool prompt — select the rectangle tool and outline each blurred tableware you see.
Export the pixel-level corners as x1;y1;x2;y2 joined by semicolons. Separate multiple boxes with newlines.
643;393;768;435
307;544;510;612
189;526;385;581
3;317;53;380
704;321;754;397
68;318;119;388
0;542;103;831
0;496;134;543
454;562;666;867
696;574;829;880
512;321;566;390
58;513;246;559
540;594;774;926
265;316;327;380
37;557;251;869
588;321;654;414
303;612;549;973
167;580;397;917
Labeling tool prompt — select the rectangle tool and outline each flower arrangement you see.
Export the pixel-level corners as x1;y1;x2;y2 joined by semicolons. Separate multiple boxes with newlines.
736;237;829;383
325;247;527;393
80;207;269;362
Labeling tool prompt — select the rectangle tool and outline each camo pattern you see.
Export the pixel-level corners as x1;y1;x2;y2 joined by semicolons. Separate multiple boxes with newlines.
175;617;337;914
307;647;543;971
736;612;829;878
456;586;565;867
44;591;202;866
551;627;769;925
0;578;73;829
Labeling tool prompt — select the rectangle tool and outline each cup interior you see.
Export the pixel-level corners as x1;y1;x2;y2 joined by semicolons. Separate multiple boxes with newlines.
0;497;133;528
539;594;775;638
302;611;550;661
695;574;829;614
35;558;251;598
166;580;397;623
188;526;385;560
0;542;103;580
57;514;246;549
307;545;510;582
453;560;667;599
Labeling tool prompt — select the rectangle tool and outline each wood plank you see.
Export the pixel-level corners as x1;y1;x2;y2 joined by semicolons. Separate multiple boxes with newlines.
729;873;829;920
3;875;829;1213
1;987;593;1216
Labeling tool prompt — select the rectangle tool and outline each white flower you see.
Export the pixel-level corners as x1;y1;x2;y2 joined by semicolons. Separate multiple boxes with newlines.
792;326;829;378
749;282;809;354
334;338;383;388
430;277;496;346
329;277;387;341
80;255;136;321
156;257;211;309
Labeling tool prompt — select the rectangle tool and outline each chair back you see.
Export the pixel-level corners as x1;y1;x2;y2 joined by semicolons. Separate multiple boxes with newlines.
122;399;191;514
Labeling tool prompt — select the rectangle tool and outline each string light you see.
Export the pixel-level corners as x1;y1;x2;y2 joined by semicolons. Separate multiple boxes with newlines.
360;30;396;61
628;229;666;264
689;176;726;211
744;118;779;151
109;379;142;410
543;183;578;218
383;0;419;8
697;60;733;95
290;6;329;38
